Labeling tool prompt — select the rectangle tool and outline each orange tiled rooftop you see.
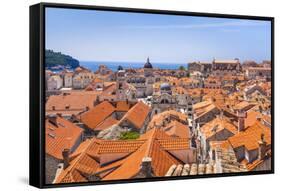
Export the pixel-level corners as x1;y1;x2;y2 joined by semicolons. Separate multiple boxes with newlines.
55;128;192;183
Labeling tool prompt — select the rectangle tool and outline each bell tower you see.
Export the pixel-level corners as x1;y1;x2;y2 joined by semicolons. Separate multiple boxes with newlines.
144;57;153;77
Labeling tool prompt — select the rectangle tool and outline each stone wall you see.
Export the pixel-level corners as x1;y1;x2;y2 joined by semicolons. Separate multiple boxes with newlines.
45;154;60;184
252;157;271;171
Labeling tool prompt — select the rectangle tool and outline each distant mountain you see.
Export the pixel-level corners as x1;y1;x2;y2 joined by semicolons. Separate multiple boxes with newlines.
45;50;80;69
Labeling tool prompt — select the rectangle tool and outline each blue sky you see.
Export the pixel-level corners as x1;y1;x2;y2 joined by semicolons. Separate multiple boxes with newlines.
46;7;271;63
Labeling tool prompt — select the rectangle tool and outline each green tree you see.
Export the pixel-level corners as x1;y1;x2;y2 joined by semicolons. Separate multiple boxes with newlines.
119;131;140;140
179;65;186;71
45;49;80;69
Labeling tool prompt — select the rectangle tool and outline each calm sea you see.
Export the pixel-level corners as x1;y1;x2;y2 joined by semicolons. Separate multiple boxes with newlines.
80;61;187;72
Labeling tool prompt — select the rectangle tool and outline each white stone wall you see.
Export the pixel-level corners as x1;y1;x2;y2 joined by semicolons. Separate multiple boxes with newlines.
64;75;73;87
73;72;95;89
47;76;63;90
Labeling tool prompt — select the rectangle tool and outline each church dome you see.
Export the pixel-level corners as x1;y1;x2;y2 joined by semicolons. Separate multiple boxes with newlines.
117;65;124;71
160;83;171;91
144;57;153;69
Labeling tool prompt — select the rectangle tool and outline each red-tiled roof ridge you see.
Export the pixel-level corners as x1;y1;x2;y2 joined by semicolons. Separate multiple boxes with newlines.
79;101;116;130
209;139;232;151
141;128;190;155
84;85;94;91
102;130;185;180
55;138;101;183
139;127;172;140
102;140;150;180
115;100;132;112
144;128;156;158
95;117;119;131
163;120;190;138
55;137;147;183
147;110;188;131
118;101;150;129
46;91;100;115
148;139;182;176
200;116;237;139
56;128;191;182
228;120;271;151
103;82;116;89
45;116;84;160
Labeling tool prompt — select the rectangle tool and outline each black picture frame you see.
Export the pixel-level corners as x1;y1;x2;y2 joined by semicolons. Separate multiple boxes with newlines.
30;2;274;189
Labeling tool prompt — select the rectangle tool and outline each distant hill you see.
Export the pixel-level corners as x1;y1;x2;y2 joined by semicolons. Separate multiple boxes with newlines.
45;50;80;69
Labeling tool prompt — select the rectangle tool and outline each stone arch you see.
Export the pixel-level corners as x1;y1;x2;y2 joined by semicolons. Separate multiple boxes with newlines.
160;99;169;104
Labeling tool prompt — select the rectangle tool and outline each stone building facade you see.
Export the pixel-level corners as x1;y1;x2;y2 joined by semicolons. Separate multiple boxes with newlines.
212;59;241;77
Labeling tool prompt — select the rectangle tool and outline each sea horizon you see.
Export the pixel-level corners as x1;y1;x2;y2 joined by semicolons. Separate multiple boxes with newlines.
80;60;188;72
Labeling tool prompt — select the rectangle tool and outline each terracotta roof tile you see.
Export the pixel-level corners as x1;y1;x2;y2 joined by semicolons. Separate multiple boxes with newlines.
139;127;172;140
149;140;181;176
95;117;119;131
80;101;115;130
119;101;150;129
98;140;145;154
46;91;98;115
194;103;218;119
200;117;237;139
193;100;212;110
103;129;185;180
163;121;190;138
158;139;190;150
233;101;255;111
147;110;188;130
115;101;132;112
45;116;83;160
245;110;262;127
228;121;271;151
55;128;191;183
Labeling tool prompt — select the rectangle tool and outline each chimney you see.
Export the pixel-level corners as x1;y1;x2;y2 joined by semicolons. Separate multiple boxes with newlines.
48;114;57;126
237;111;247;132
140;157;152;178
258;133;267;160
62;148;70;169
94;96;100;106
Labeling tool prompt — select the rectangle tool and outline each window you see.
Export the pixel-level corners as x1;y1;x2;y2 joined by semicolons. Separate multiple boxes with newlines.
212;149;216;160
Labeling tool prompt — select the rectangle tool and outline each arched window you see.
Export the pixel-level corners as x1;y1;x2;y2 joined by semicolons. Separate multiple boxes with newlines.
161;99;169;104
